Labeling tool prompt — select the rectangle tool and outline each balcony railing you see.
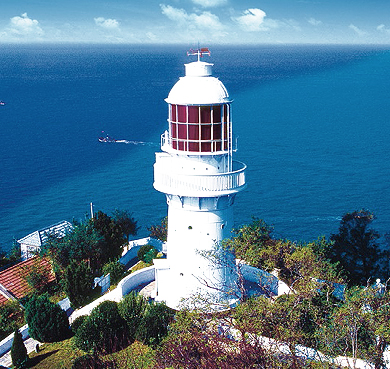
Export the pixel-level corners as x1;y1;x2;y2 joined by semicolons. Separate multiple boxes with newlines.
160;130;238;154
154;157;246;197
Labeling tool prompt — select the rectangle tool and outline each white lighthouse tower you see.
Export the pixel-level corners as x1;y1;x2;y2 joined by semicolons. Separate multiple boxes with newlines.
153;49;246;309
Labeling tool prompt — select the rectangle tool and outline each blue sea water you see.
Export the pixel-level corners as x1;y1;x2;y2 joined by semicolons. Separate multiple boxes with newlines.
0;44;389;252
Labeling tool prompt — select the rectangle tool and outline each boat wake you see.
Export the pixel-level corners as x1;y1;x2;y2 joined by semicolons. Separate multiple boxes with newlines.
98;134;156;146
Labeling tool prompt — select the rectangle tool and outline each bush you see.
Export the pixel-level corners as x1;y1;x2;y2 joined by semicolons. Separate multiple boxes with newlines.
0;300;24;341
63;260;94;309
71;354;116;369
71;315;87;335
74;300;128;354
24;294;70;342
137;245;157;263
11;329;29;369
102;261;126;285
22;259;51;294
136;302;173;347
118;292;147;341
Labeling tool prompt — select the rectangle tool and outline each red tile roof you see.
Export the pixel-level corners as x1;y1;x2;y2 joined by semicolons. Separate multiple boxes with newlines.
0;257;55;302
0;293;7;306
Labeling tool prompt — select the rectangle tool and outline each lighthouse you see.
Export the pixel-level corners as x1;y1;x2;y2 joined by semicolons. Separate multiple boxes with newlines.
153;48;246;310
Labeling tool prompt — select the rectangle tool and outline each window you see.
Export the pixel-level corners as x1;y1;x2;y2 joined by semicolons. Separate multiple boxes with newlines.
168;103;231;153
188;106;199;123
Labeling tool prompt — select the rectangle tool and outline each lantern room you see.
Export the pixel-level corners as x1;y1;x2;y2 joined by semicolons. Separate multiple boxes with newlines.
164;58;233;155
168;103;230;153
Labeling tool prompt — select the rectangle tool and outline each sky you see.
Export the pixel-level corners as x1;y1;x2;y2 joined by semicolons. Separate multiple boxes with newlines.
0;0;390;44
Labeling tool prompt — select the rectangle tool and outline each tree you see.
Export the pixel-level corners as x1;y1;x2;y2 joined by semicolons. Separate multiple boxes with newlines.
112;209;139;242
41;222;102;276
9;239;21;262
102;261;126;285
232;292;329;368
63;260;94;309
137;245;158;264
158;308;271;369
92;211;126;267
118;291;148;341
11;329;29;369
24;294;70;342
223;217;274;269
318;285;390;369
74;300;128;354
329;209;381;286
148;217;167;242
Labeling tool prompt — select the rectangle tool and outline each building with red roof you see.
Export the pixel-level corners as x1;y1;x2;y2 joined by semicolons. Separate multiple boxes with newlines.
0;257;55;305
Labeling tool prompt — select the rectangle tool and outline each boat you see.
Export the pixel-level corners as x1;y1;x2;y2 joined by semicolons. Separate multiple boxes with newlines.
98;135;116;143
0;101;5;106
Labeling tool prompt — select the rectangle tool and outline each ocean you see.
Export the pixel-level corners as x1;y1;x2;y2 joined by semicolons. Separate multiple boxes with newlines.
0;44;389;252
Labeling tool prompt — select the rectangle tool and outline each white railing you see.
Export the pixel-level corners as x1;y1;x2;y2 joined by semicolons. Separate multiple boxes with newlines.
154;160;246;196
160;130;239;154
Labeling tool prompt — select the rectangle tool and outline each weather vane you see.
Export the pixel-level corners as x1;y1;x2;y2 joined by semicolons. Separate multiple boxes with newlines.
187;47;211;61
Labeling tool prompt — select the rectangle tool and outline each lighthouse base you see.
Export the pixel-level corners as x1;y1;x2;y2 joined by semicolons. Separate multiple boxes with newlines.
153;258;240;311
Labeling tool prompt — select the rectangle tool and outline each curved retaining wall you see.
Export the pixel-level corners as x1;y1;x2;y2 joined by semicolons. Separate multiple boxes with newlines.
69;266;156;324
120;237;165;266
117;265;155;297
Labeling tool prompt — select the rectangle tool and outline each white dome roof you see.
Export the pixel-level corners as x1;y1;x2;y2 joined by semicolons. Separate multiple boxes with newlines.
165;61;231;105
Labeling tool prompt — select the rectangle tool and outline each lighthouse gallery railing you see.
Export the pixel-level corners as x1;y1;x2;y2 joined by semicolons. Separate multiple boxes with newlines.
154;156;246;196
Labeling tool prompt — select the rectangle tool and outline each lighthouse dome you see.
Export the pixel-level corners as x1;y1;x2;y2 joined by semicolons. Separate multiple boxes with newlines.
165;61;231;105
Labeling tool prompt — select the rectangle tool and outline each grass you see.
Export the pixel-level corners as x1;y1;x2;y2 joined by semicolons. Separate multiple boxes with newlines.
27;338;84;369
130;261;152;272
27;338;156;368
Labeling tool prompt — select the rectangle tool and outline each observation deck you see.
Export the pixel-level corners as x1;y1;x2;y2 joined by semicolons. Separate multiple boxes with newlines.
153;153;246;197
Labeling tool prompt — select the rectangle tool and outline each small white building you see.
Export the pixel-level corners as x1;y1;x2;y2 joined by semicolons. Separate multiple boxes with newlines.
153;49;247;309
17;220;72;260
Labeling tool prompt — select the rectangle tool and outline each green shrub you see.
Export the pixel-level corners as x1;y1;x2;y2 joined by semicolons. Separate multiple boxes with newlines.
71;354;116;369
0;300;24;341
11;329;29;369
24;294;70;342
74;300;128;354
71;315;87;335
137;245;158;263
118;292;147;341
136;302;173;347
22;259;51;294
62;260;94;309
102;261;126;285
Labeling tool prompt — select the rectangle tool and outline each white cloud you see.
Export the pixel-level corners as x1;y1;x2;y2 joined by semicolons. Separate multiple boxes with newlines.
146;32;158;41
377;24;390;34
232;8;283;32
308;17;322;26
94;17;120;29
191;0;228;7
160;5;188;24
349;24;367;36
9;13;44;36
160;4;223;30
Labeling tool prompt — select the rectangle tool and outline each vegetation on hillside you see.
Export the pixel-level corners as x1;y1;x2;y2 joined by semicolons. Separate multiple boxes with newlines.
39;209;138;307
2;208;390;368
